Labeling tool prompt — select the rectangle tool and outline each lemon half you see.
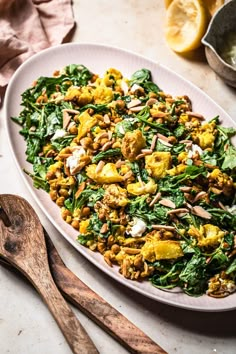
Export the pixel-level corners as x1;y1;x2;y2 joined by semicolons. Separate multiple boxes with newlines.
165;0;209;53
165;0;224;15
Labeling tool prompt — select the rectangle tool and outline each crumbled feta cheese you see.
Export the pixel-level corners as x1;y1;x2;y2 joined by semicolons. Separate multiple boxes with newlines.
51;129;67;140
130;83;143;93
225;204;236;215
129;217;147;238
187;143;203;158
66;148;86;173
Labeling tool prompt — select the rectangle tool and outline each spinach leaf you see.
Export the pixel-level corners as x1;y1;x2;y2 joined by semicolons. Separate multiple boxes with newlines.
92;148;121;163
179;255;207;296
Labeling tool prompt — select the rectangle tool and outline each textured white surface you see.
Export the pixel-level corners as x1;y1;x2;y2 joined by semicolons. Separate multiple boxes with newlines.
0;1;236;353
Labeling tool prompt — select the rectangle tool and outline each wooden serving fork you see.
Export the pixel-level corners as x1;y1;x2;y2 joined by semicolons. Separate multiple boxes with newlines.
0;194;98;354
0;194;167;354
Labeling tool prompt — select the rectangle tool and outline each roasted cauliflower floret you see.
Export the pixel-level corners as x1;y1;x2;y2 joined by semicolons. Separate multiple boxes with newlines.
145;152;172;179
208;168;235;197
141;240;183;262
121;130;146;161
64;86;93;106
188;224;225;248
127;178;157;196
166;163;186;176
102;68;123;86
93;86;114;104
191;121;217;150
77;111;98;141
103;184;129;208
86;163;123;184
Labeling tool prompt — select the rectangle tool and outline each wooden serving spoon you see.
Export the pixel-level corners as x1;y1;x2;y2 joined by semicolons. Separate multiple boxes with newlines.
0;194;98;354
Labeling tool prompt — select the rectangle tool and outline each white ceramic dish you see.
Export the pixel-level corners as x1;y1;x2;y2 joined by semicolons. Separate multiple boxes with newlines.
4;43;236;312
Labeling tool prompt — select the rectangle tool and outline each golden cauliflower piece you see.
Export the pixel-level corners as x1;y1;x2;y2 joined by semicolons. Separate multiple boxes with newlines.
77;111;98;141
208;168;234;197
188;224;225;248
93;86;113;104
103;184;129;208
86;163;123;184
141;240;183;262
121;130;146;161
145;152;172;179
102;68;123;86
127;178;157;196
191;121;216;150
64;86;93;106
167;163;186;176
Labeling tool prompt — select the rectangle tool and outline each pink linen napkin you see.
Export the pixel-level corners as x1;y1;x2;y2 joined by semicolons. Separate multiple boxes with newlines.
0;0;75;104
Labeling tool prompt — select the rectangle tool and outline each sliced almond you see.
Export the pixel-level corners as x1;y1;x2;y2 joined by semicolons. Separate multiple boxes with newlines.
129;105;145;112
127;99;142;109
101;139;115;151
146;98;158;106
180;186;192;192
149;192;161;207
192;191;207;203
120;80;129;94
95;160;105;174
167;208;189;215
63;108;80;114
150;134;158;150
192;206;212;219
159;199;176;209
94;132;108;142
62;110;71;129
156;133;170;142
158;138;173;147
152;224;175;231
186;111;205;120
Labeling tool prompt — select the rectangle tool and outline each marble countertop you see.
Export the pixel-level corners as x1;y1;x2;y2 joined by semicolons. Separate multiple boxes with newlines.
0;1;235;353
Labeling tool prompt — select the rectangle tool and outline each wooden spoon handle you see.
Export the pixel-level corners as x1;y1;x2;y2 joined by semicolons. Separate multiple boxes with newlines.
46;237;166;354
32;272;98;354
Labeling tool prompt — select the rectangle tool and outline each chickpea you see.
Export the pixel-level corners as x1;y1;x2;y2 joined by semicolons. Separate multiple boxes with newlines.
100;138;109;145
56;196;65;207
115;100;125;110
149;92;158;98
97;242;106;254
49;190;57;201
107;235;115;247
80;137;92;148
111;244;120;254
69;125;78;135
59;188;69;197
92;142;100;151
61;208;71;220
46;171;56;180
71;219;80;230
81;207;91;217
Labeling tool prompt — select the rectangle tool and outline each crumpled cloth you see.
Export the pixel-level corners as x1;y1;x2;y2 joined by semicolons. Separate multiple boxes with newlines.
0;0;75;104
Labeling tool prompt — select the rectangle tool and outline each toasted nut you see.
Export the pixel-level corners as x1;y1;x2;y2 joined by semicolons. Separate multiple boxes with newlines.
122;247;141;255
192;191;207;203
152;225;176;231
146;98;158;106
95;160;105;174
100;223;108;234
167;208;189;215
159;199;176;208
192;206;212;219
149;192;162;207
150;134;158;150
186;111;205;120
127;99;142;109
